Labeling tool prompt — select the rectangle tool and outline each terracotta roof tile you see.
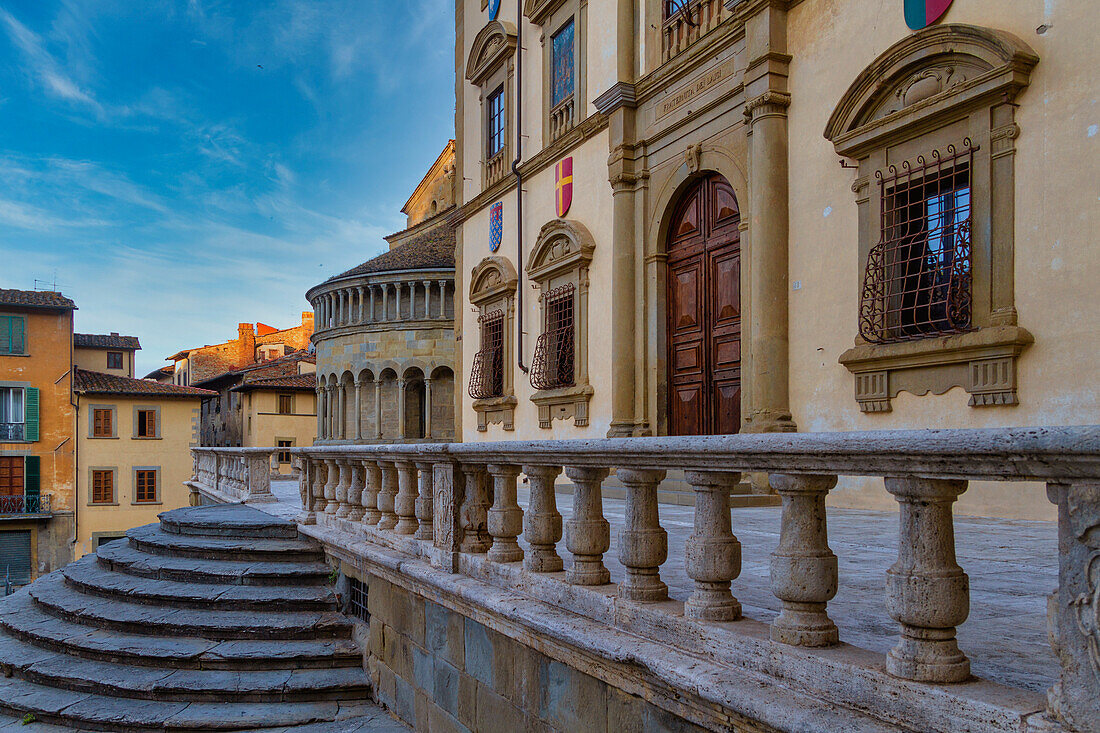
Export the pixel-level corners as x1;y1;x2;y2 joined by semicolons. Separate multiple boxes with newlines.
0;289;76;310
74;333;141;350
231;374;317;392
74;368;215;398
330;223;454;281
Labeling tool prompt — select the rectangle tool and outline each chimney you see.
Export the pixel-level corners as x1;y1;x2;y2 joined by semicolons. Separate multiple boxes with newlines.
237;323;256;364
302;311;314;337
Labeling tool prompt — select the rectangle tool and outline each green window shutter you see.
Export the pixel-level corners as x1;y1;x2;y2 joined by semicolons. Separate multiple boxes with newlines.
23;388;39;442
11;317;24;354
0;317;9;354
23;456;40;502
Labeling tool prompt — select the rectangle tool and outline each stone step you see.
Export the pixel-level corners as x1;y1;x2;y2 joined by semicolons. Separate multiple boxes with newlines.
127;525;325;563
0;592;362;670
0;674;346;731
29;574;354;641
159;505;300;540
97;541;331;587
0;632;369;704
62;556;336;612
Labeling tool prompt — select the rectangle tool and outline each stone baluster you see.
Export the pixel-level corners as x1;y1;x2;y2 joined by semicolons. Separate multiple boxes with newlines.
323;459;340;515
394;461;420;535
617;468;669;601
769;474;839;646
414;461;435;541
459;465;490;553
884;478;970;682
684;471;742;621
346;462;365;522
487;464;523;563
522;465;563;572
565;467;611;585
361;461;382;526
296;458;312;523
335;459;352;518
311;459;328;515
376;461;400;530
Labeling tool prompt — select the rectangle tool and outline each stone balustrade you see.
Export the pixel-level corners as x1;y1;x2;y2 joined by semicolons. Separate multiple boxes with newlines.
308;272;453;336
190;426;1100;733
187;447;277;505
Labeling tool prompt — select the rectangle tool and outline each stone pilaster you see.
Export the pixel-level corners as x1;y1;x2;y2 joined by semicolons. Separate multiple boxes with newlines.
769;473;838;646
884;477;970;683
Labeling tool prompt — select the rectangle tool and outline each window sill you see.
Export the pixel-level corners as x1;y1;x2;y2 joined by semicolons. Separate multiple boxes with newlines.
472;394;518;432
838;325;1034;412
0;353;30;358
530;383;594;428
88;502;119;507
132;501;162;506
131;436;162;440
89;436;119;440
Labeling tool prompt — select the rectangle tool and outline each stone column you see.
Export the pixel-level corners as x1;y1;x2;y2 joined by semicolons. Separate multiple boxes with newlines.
373;381;383;440
323;458;339;515
422;280;432;319
523;465;563;572
376;461;399;530
394;460;419;535
459;464;490;553
437;281;446;318
334;459;352;518
684;471;742;621
354;379;363;441
1044;480;1100;730
486;464;523;563
347;462;365;522
617;468;668;601
564;467;611;585
338;383;347;440
361;461;382;526
396;379;407;440
369;286;376;322
884;477;970;683
395;282;403;319
423;378;433;439
357;286;364;323
769;473;839;646
382;284;389;322
414;461;435;541
315;387;323;440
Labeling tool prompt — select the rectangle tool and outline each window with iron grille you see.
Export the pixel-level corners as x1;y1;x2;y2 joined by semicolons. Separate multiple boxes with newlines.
663;0;697;21
135;469;158;503
93;408;113;438
0;388;24;442
91;470;114;504
486;85;506;157
348;576;369;623
531;283;575;390
469;310;504;399
859;140;975;345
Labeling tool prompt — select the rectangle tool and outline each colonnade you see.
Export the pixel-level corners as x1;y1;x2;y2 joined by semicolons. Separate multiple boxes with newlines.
312;278;453;331
316;367;455;443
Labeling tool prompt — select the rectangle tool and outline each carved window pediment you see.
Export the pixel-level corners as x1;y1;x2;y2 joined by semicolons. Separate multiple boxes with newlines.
825;24;1038;157
470;256;518;306
466;21;518;86
524;0;568;26
526;219;595;282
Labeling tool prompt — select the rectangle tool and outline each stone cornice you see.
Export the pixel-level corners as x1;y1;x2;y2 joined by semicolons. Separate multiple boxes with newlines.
592;82;637;114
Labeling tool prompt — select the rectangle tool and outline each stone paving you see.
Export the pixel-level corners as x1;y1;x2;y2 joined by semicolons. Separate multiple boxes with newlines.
269;478;1058;694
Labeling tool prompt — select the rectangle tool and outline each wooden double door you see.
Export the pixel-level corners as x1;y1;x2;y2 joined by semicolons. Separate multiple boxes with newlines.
666;173;742;436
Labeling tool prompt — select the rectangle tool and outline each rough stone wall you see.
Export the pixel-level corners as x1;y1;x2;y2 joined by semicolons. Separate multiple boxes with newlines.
360;571;757;733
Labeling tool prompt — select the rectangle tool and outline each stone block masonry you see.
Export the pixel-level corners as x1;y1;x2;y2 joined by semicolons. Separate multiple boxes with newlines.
353;570;771;733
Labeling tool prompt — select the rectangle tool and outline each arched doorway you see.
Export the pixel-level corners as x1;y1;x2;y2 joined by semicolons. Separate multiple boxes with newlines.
666;172;742;436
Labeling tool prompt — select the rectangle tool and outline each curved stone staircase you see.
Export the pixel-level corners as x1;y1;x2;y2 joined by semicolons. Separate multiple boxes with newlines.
0;504;386;731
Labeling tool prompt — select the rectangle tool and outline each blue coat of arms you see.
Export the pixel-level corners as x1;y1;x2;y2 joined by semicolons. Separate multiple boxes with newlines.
489;202;503;253
487;0;500;20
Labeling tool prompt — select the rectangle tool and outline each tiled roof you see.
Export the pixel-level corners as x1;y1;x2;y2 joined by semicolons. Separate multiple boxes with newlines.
73;369;215;398
0;289;76;311
74;333;141;350
330;223;455;281
237;352;315;374
231;373;317;392
143;366;174;380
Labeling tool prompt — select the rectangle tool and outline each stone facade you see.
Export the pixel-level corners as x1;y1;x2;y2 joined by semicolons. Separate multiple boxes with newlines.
166;313;314;387
452;0;1100;520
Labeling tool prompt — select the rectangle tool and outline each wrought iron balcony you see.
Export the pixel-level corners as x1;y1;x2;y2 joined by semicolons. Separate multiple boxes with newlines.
0;423;24;442
0;494;51;517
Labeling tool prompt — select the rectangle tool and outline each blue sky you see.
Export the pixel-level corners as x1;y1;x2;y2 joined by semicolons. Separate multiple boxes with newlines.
0;0;455;376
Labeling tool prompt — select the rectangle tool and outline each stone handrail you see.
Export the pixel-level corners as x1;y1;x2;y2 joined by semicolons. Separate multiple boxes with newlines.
187;447;277;504
191;426;1100;732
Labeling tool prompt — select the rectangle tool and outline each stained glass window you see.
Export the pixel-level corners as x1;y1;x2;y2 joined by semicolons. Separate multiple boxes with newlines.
551;19;575;108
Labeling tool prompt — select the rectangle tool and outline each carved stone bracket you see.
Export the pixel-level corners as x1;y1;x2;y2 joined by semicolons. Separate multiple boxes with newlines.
531;384;594;428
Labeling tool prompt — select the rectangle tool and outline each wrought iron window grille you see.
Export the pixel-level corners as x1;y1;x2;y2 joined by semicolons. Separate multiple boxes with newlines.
859;139;976;345
469;310;505;400
348;577;369;623
0;494;50;515
531;283;576;391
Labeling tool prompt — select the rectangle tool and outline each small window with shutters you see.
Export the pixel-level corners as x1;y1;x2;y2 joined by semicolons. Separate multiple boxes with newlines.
0;387;25;442
91;470;115;504
92;408;114;438
0;316;25;355
136;409;157;438
134;469;158;504
277;394;293;415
